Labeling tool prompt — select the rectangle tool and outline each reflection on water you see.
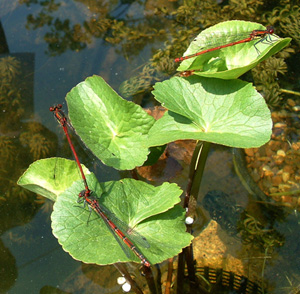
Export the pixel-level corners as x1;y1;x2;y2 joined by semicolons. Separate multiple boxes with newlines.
0;0;299;293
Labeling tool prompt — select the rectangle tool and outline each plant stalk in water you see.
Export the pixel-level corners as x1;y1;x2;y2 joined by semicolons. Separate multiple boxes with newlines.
114;263;144;294
178;141;211;292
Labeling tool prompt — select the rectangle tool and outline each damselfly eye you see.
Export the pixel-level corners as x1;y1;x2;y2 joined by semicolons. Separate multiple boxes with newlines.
79;190;85;198
50;104;63;112
267;26;274;34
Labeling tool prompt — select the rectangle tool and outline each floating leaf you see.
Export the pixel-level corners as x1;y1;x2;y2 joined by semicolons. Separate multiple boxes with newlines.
66;75;156;170
177;20;291;79
148;76;272;148
17;158;90;201
51;176;192;266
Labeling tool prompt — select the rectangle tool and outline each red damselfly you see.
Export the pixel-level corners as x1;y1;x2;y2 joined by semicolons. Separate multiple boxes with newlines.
50;104;151;267
50;104;91;195
174;26;275;62
78;191;151;267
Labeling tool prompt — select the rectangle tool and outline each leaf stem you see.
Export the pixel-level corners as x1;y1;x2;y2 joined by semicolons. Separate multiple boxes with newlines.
165;258;173;294
176;251;185;294
184;141;211;213
180;141;211;292
184;141;204;208
184;245;197;291
188;141;211;209
156;264;162;294
114;263;143;294
144;265;158;294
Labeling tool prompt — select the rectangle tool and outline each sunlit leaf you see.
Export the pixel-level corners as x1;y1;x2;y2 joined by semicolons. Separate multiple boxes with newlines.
149;76;272;148
176;20;291;79
17;158;90;201
66;75;156;170
51;176;192;266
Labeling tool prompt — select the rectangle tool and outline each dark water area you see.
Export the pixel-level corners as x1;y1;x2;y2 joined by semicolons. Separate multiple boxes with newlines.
0;1;166;293
1;0;300;293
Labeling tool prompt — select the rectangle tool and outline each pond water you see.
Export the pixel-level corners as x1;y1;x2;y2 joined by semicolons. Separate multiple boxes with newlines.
1;0;300;293
0;1;166;293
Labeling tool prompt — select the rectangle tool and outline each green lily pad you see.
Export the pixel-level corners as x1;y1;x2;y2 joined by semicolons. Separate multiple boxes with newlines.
148;76;272;148
66;75;156;170
17;158;90;201
176;20;291;79
51;176;192;266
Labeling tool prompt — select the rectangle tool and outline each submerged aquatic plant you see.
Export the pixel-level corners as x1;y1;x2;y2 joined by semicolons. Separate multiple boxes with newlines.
119;62;170;98
0;56;21;83
267;4;300;46
0;136;17;168
0;55;25;131
238;212;285;251
252;53;289;107
1;170;34;200
30;134;55;160
19;122;57;160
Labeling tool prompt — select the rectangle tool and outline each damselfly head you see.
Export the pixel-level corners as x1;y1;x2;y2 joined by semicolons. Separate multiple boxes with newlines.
266;26;275;34
49;104;63;112
78;190;86;198
79;189;92;200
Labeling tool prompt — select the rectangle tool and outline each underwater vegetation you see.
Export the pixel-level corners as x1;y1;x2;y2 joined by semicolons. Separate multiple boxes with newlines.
0;136;17;169
251;49;291;107
0;56;21;82
266;4;300;46
0;55;57;202
0;122;57;201
119;62;172;99
0;55;26;199
0;56;23;130
19;122;57;161
238;211;285;251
